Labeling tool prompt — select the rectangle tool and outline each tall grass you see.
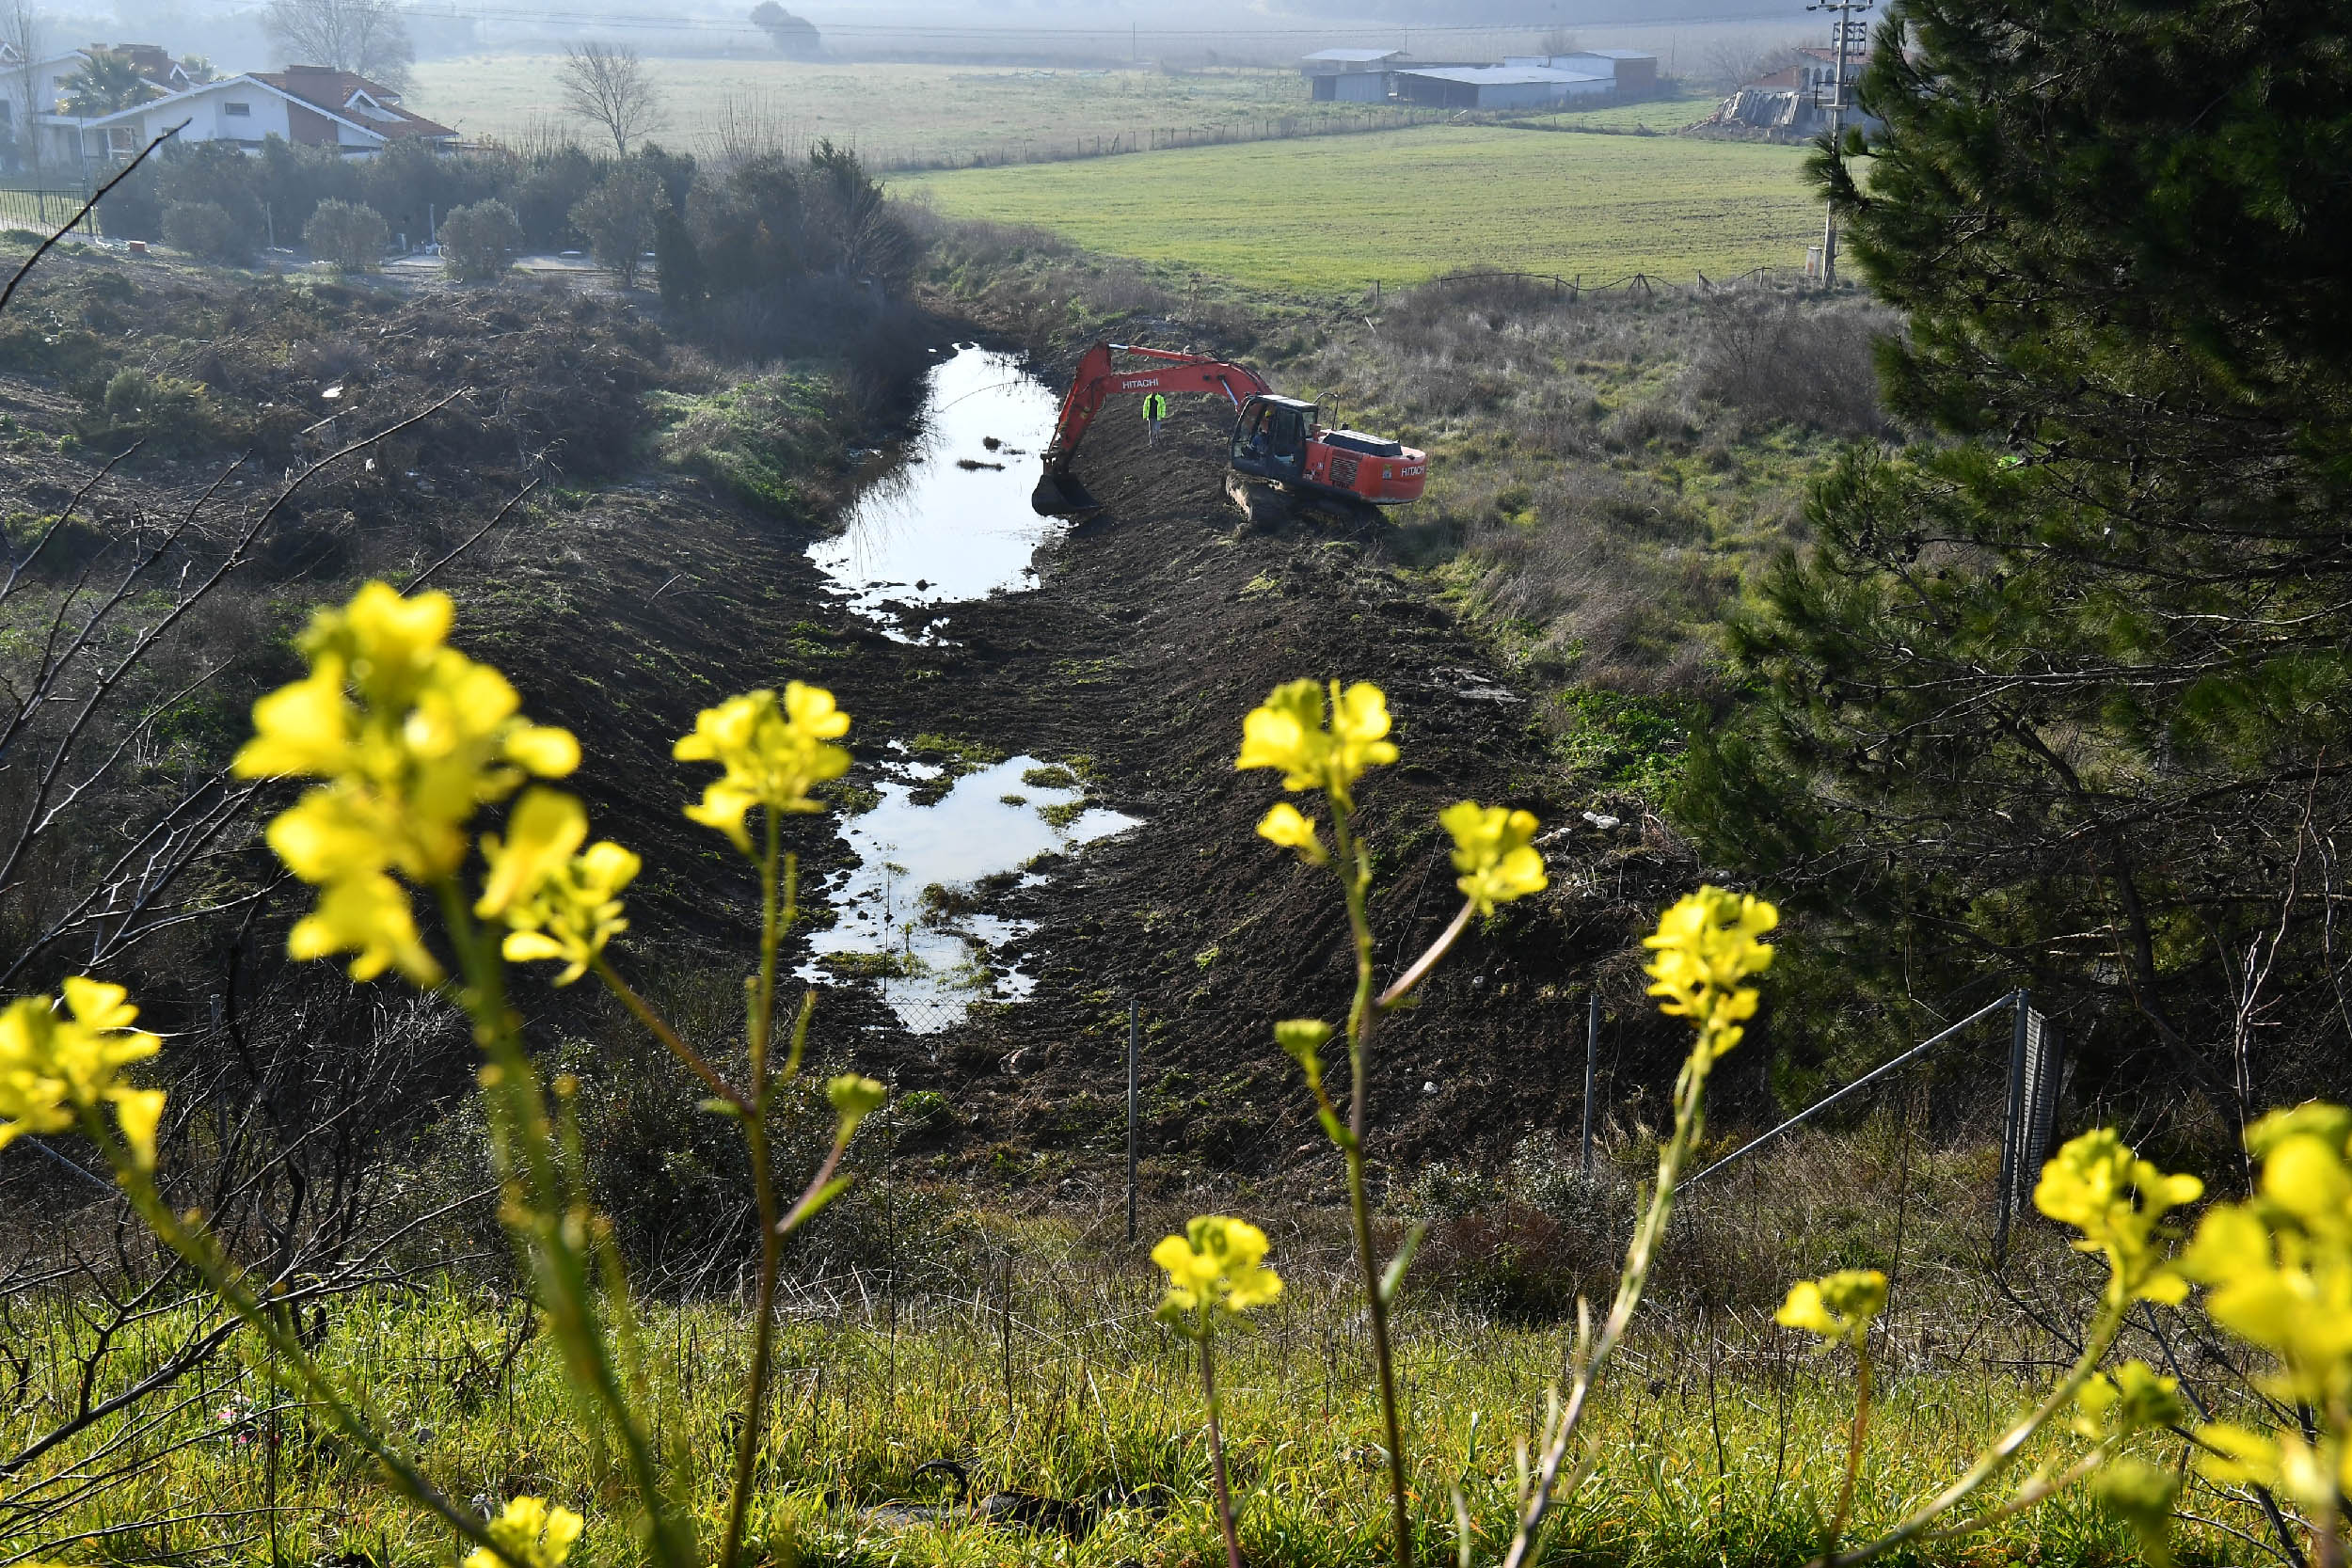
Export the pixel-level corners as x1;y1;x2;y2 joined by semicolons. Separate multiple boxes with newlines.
3;1197;2259;1568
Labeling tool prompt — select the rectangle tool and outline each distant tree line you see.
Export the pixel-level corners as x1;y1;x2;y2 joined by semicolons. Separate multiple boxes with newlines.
94;134;913;328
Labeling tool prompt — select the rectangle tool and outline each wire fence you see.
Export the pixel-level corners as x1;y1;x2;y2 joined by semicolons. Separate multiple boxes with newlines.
0;183;102;239
1363;264;1801;311
866;103;1459;173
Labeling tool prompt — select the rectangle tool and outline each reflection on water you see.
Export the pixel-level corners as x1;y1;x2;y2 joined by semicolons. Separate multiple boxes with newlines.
804;753;1137;1034
808;344;1063;640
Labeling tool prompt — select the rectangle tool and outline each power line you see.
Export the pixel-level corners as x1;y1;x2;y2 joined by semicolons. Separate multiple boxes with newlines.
416;6;1803;39
1804;0;1870;288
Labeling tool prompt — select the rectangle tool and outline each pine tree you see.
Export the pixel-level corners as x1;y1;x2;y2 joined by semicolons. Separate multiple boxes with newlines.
1682;0;2352;1133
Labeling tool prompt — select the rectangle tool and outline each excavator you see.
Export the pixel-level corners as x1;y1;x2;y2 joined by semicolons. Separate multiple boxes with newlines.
1029;342;1428;517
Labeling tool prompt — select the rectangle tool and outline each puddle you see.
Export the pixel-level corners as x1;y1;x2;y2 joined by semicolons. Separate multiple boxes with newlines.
804;754;1137;1033
809;344;1063;641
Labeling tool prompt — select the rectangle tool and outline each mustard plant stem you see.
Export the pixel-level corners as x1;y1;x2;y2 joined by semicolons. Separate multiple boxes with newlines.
1375;898;1475;1011
1503;1026;1720;1568
1916;1441;2114;1546
1826;1338;1872;1550
1819;1303;2125;1568
592;960;743;1112
1200;1317;1246;1568
437;881;692;1568
84;1110;518;1568
721;820;802;1568
1329;798;1414;1568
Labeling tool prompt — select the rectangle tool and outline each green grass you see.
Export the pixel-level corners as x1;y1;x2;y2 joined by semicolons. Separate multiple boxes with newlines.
1502;87;1724;132
895;127;1818;292
5;1260;2242;1568
407;59;1416;169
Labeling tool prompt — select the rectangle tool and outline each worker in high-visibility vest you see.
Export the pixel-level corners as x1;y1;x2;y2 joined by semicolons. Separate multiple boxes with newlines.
1143;391;1169;444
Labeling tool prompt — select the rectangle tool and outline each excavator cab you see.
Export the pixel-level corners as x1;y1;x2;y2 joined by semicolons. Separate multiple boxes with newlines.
1230;395;1315;483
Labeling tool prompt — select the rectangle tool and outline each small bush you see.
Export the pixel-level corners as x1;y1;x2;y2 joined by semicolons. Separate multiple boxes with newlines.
160;200;248;264
570;164;661;288
78;367;230;455
439;199;522;282
302;199;388;272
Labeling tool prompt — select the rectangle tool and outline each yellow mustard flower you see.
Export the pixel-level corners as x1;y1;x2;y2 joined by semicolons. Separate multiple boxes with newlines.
2072;1360;2185;1441
2192;1422;2350;1513
0;978;166;1169
1235;678;1398;806
233;583;579;984
827;1073;888;1137
287;873;442;986
464;1497;583;1568
1775;1268;1886;1350
476;788;590;921
1255;802;1327;864
2179;1101;2352;1423
1641;886;1776;1057
474;786;637;987
2033;1128;2203;1306
1439;801;1547;913
673;684;851;851
2092;1457;2180;1568
1153;1215;1283;1336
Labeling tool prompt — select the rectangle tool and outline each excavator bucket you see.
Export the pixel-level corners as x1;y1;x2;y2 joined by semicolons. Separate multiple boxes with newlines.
1030;470;1097;517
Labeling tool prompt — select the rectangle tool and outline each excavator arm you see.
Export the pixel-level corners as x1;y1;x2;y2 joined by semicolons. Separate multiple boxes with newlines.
1032;344;1272;513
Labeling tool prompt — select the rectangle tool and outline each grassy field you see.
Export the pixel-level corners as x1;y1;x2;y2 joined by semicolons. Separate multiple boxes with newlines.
895;127;1818;293
1503;87;1725;132
5;1251;2234;1568
406;58;1417;170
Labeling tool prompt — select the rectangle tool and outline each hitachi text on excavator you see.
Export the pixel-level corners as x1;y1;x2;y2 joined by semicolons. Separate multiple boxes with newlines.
1029;343;1429;517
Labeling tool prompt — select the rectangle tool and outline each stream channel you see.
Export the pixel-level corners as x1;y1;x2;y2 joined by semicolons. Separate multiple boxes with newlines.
803;344;1138;1032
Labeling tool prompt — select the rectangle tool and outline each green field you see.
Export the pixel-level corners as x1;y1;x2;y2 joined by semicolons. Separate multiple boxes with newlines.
895;126;1818;292
1504;87;1724;131
407;58;1416;170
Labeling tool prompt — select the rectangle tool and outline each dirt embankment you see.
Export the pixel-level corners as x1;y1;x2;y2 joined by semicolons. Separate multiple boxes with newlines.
0;249;1708;1201
843;395;1703;1192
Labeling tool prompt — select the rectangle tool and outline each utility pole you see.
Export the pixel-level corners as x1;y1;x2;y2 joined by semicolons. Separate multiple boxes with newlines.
1125;998;1139;1243
1807;0;1873;289
1580;990;1598;1177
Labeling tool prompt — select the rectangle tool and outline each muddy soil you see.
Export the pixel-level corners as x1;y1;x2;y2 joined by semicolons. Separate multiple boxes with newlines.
0;248;1708;1197
823;396;1702;1192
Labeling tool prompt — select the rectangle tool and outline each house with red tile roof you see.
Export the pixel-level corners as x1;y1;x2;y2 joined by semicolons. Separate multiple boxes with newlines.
40;62;456;165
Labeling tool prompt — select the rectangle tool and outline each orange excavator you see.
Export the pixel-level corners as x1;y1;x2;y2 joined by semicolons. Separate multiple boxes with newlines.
1030;342;1428;516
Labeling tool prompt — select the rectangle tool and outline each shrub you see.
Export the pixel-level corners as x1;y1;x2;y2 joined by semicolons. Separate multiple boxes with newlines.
570;164;660;288
78;367;229;454
302;199;388;272
160;200;248;264
438;199;522;282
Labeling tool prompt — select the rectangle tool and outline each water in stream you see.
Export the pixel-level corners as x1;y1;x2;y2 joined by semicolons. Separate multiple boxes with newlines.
807;344;1065;641
803;755;1137;1033
804;345;1136;1032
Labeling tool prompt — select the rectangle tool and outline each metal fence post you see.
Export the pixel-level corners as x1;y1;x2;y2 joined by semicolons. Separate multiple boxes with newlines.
1994;988;2030;1264
1125;998;1139;1243
1580;990;1598;1177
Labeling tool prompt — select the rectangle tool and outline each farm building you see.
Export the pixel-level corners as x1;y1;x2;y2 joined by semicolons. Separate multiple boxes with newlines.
1299;47;1406;102
1561;49;1660;93
1391;65;1612;110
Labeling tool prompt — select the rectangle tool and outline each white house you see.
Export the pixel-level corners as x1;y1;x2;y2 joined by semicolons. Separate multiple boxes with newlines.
0;43;199;167
12;58;456;168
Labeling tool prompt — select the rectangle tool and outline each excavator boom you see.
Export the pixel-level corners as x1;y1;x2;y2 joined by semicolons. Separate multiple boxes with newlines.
1031;341;1425;515
1038;343;1270;476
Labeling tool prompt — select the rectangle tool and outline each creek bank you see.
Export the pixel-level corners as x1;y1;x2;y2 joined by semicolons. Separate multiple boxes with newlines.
473;313;1708;1187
